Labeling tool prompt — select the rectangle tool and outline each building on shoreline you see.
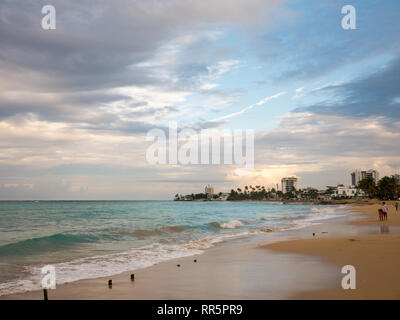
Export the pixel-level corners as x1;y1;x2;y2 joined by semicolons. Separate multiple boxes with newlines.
205;184;214;200
281;177;298;193
332;185;364;198
205;184;214;195
351;169;379;186
174;170;400;201
322;183;366;199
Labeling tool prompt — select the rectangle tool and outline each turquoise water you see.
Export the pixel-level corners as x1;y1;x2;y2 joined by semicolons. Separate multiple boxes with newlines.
0;201;345;295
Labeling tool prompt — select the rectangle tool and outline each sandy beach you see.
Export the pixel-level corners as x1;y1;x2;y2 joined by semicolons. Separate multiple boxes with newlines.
266;201;400;299
2;202;400;300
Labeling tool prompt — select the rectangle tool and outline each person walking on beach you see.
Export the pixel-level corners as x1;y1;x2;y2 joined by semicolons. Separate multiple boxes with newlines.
382;202;388;221
395;202;399;214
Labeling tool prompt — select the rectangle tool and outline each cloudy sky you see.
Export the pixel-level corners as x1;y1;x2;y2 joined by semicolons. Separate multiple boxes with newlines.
0;0;399;199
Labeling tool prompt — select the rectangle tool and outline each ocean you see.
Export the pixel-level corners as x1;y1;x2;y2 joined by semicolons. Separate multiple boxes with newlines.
0;200;346;296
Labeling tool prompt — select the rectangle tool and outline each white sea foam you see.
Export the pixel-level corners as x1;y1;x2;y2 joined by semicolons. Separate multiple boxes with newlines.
220;219;244;229
288;205;348;230
0;232;250;296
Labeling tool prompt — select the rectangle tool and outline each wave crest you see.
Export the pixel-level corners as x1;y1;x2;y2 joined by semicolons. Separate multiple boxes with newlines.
0;233;99;257
133;225;186;239
220;220;244;229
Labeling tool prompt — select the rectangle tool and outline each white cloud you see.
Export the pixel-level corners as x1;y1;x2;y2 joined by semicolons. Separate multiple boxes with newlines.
212;91;286;121
311;81;344;93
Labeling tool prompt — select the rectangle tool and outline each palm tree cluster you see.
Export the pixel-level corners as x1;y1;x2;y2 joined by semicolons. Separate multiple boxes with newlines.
227;185;279;200
227;185;320;201
357;176;399;200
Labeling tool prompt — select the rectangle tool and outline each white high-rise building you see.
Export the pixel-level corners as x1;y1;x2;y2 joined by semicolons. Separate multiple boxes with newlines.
281;177;298;193
351;169;379;186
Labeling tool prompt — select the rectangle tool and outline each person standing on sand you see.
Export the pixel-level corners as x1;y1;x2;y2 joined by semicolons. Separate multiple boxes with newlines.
382;202;388;221
395;202;399;214
378;209;383;221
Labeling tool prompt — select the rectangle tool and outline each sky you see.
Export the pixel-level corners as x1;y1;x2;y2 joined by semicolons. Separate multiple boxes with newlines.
0;0;400;200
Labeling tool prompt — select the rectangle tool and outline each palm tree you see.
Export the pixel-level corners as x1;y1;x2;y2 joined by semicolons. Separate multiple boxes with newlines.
377;176;398;200
357;177;377;198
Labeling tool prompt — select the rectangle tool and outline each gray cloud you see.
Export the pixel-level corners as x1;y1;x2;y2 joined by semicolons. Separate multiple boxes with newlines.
0;0;284;134
294;56;400;121
0;0;282;91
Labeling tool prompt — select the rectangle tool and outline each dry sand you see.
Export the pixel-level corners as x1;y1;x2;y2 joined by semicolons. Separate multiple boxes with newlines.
265;201;400;299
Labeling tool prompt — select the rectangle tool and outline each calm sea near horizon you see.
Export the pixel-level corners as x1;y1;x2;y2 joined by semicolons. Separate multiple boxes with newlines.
0;200;347;296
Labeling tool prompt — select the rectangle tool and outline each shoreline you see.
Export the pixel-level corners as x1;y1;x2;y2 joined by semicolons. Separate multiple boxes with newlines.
2;202;399;299
177;199;384;205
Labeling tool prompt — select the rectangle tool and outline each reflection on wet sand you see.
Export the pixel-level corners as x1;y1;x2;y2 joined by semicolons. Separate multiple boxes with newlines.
380;224;389;234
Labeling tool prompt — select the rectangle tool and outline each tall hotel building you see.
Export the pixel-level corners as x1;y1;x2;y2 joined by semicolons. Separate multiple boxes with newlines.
281;177;298;193
351;169;379;186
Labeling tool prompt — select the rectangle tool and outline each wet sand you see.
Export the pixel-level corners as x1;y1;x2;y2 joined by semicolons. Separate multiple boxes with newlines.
2;239;340;300
2;202;400;299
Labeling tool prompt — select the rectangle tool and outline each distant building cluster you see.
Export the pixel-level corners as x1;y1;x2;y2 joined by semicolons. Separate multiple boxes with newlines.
327;169;379;199
351;169;379;186
174;185;228;201
174;168;400;201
